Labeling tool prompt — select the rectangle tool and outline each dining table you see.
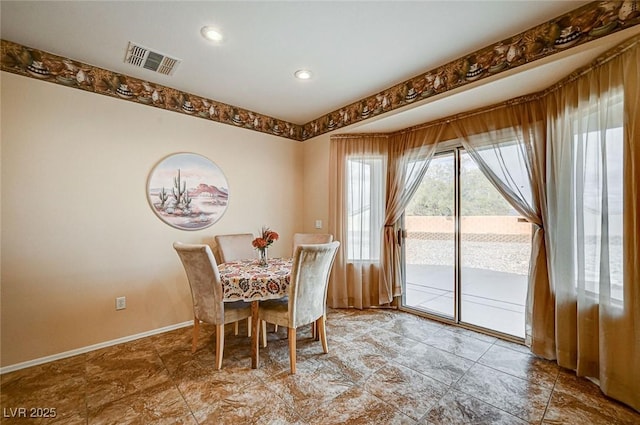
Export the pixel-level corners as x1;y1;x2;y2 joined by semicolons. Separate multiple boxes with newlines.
218;257;292;368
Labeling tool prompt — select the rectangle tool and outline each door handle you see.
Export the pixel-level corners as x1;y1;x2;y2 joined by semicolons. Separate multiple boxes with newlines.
397;229;407;246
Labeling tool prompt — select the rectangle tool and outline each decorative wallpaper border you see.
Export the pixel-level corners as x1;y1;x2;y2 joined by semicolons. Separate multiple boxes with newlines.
0;39;302;141
1;1;638;142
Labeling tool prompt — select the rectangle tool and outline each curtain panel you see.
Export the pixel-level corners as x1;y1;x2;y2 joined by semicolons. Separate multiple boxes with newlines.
328;135;388;308
449;103;555;358
542;36;639;411
381;125;445;303
328;126;443;308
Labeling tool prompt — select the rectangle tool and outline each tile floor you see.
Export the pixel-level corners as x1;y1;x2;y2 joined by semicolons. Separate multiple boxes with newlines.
2;309;639;424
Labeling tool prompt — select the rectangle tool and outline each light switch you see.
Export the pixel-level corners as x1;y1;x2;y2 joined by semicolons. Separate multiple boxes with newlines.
314;220;322;229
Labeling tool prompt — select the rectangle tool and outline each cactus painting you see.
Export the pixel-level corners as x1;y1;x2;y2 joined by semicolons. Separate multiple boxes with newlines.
147;153;229;230
158;187;169;207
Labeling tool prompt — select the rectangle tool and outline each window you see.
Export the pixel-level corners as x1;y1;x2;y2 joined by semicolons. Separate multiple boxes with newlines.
549;88;625;305
346;156;384;261
573;125;624;302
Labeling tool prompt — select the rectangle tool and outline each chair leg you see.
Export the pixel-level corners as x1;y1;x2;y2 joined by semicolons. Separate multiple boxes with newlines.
318;316;328;354
261;320;267;348
311;321;316;339
314;313;325;341
215;324;224;370
192;318;200;353
247;317;252;337
288;327;297;374
234;321;239;335
274;324;278;332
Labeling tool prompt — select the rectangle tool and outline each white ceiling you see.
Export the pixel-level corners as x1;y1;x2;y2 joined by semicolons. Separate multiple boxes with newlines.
2;1;637;135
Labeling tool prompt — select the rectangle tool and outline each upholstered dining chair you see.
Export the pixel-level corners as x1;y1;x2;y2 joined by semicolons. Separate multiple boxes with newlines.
214;233;256;262
258;241;340;374
292;233;333;255
290;233;334;337
173;242;251;370
214;233;257;335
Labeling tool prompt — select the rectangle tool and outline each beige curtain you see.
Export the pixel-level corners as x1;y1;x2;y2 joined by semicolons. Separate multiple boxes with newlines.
381;125;445;303
328;126;443;308
542;36;639;411
450;103;555;357
328;135;388;308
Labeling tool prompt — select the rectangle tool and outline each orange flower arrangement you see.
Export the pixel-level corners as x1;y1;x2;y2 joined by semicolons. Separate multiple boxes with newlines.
252;226;279;250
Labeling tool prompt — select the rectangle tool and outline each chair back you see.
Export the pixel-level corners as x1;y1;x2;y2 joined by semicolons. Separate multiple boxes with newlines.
173;242;224;324
288;241;340;327
292;233;333;256
215;233;255;262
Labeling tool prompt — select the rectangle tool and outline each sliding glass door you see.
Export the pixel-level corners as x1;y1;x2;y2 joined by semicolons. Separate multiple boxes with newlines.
458;151;530;337
403;148;530;339
403;152;456;319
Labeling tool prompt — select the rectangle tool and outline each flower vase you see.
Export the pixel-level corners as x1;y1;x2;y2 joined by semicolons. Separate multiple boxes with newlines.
258;248;268;267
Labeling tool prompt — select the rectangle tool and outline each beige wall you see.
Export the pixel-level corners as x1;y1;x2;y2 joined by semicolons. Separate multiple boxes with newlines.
0;72;304;367
300;134;331;234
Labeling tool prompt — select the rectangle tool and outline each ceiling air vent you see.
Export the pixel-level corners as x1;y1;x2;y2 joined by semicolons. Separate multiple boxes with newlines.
124;42;181;76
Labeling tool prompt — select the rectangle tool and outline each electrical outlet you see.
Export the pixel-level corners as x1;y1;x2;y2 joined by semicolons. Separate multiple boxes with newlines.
115;296;126;310
315;220;322;229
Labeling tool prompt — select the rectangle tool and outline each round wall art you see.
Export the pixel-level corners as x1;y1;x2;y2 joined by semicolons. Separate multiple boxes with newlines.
147;152;229;230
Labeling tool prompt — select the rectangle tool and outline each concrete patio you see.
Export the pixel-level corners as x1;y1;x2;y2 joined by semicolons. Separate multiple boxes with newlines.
403;236;530;338
404;264;527;338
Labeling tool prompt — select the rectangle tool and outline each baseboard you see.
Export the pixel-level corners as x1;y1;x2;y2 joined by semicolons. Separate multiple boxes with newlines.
0;320;193;375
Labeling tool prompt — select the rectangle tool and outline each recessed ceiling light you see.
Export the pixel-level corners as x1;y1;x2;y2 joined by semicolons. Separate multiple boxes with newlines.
201;26;224;42
294;69;312;80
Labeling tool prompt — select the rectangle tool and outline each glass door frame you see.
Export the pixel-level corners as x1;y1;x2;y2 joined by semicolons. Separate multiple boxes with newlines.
400;147;461;324
399;145;526;343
